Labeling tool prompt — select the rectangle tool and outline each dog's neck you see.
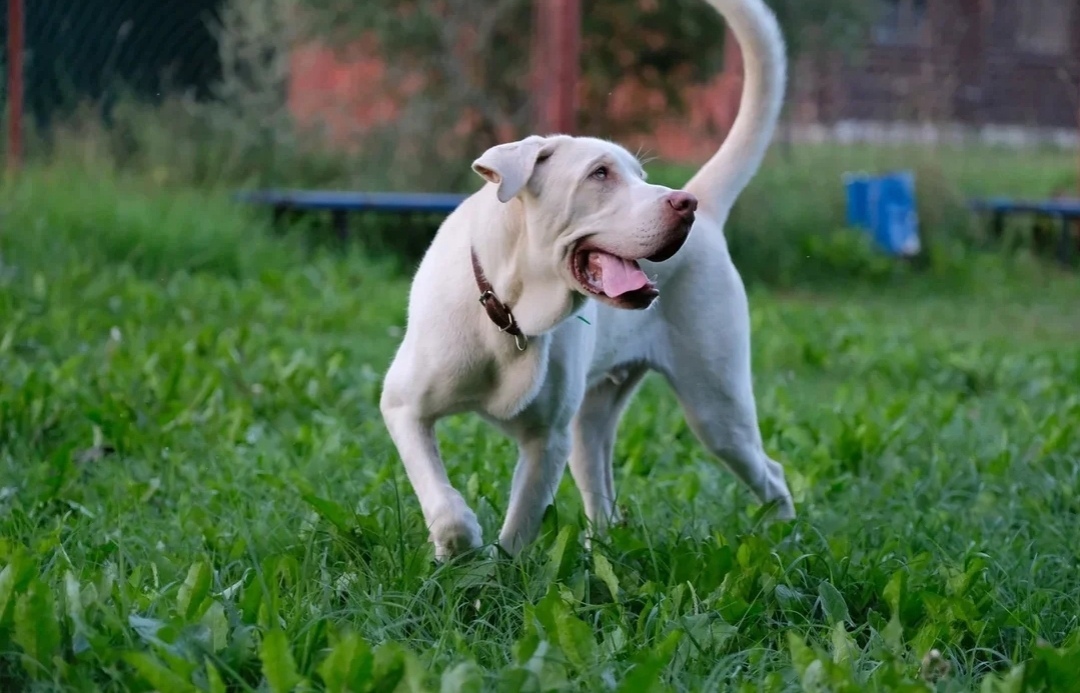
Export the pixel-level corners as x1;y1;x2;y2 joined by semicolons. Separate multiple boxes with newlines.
469;197;579;339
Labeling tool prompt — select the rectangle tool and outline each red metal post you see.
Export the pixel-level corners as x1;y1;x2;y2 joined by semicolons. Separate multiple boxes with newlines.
556;0;580;134
6;0;25;173
533;0;580;134
532;0;550;132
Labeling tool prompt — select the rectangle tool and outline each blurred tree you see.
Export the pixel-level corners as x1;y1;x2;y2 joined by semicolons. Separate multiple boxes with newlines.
579;0;878;132
299;0;533;189
297;0;878;184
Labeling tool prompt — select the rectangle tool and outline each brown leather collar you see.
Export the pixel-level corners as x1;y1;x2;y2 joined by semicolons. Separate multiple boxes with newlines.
471;248;527;351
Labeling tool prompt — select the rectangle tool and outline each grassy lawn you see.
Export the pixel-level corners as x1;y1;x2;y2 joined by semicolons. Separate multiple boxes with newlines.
1;160;1079;692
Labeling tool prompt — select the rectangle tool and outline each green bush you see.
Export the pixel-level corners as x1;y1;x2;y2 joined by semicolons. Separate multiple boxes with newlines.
12;90;1078;285
649;142;1075;288
0;163;294;281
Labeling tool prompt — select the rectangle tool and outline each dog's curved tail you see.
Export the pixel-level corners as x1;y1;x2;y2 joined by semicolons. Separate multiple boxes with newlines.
684;0;786;216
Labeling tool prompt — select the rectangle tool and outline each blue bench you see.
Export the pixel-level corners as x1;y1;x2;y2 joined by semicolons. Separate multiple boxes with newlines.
234;189;470;239
969;197;1080;265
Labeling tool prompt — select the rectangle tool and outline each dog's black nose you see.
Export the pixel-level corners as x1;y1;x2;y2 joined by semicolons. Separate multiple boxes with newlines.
667;191;698;221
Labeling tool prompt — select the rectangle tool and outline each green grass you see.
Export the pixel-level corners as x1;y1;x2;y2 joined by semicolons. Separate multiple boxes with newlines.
2;160;1080;692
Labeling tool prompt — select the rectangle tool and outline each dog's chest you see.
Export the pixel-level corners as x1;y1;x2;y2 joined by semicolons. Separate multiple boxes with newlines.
478;339;551;420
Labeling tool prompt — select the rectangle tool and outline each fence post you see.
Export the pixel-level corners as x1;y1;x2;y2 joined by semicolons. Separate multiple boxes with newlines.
533;0;580;134
556;0;581;134
6;0;24;173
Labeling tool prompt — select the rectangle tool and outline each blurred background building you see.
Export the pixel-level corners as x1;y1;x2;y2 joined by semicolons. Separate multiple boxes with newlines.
792;0;1080;145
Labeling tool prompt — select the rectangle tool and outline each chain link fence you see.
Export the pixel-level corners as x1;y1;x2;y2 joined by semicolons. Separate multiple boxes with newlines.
1;0;221;126
5;0;1075;277
0;0;739;193
1;0;396;190
6;1;1074;193
0;0;553;193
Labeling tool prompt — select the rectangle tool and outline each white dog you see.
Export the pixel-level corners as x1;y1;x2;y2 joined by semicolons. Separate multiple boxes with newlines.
380;0;795;560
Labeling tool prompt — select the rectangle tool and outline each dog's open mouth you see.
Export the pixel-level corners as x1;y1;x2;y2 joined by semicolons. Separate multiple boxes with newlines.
570;230;688;309
571;247;659;309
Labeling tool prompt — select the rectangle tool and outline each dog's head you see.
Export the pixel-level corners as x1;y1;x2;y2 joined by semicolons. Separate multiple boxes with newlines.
472;135;696;310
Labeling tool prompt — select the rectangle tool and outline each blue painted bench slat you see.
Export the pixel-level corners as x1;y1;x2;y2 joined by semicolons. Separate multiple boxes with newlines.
234;189;469;215
968;196;1079;265
969;197;1080;217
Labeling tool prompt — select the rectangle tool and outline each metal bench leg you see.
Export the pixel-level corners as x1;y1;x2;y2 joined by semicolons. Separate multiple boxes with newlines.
332;210;349;241
991;210;1004;244
1058;214;1076;267
272;204;288;229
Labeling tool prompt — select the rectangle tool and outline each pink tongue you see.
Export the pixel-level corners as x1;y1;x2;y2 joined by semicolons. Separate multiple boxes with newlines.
592;251;649;297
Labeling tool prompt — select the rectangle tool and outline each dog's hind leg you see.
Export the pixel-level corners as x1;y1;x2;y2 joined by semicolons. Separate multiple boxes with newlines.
667;361;795;519
660;272;795;519
672;380;795;519
568;366;647;537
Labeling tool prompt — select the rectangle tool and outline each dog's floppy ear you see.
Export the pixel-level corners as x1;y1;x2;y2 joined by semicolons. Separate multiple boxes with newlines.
472;137;550;203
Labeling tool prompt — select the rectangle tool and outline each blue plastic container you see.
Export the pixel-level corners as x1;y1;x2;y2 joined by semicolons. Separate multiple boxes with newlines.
842;171;921;256
843;174;872;230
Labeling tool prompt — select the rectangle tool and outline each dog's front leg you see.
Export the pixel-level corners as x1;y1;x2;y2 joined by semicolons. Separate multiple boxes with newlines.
497;426;573;556
381;400;482;560
494;321;590;556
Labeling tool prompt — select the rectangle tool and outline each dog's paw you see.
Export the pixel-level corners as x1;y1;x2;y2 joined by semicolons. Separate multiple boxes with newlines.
428;501;483;561
580;508;620;551
768;495;797;521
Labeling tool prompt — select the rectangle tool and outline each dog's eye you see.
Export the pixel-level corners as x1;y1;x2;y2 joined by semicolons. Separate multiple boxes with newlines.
590;166;609;181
